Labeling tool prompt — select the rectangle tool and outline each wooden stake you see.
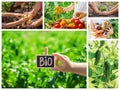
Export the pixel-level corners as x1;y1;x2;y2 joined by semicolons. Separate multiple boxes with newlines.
44;47;48;55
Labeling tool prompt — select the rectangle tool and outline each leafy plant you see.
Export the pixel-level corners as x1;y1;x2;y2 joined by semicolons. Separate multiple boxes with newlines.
88;40;118;88
2;2;14;12
110;19;118;38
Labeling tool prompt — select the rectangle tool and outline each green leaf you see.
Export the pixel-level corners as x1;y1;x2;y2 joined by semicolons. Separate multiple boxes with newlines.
88;51;95;59
45;13;52;20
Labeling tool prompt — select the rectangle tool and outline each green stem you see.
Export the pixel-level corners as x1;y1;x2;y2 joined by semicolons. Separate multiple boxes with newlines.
101;50;105;62
113;41;118;52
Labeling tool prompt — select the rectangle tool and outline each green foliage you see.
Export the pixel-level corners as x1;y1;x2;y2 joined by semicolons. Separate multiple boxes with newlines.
110;19;118;38
98;2;118;11
2;31;86;88
88;40;118;88
99;41;105;48
44;2;74;29
2;2;14;12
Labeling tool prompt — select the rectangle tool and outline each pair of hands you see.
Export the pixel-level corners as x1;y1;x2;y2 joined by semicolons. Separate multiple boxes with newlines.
89;2;118;16
2;2;42;28
2;12;37;28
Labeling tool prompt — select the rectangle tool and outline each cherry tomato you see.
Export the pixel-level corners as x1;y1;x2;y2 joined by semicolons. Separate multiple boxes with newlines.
71;18;75;22
74;19;81;25
67;23;74;28
54;23;60;28
65;19;71;23
60;20;66;26
78;23;84;29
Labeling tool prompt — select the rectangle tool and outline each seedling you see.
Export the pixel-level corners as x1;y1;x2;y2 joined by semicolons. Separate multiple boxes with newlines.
36;47;54;68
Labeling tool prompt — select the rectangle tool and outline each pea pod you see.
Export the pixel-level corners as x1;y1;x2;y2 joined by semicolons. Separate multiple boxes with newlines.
104;61;110;82
94;50;101;65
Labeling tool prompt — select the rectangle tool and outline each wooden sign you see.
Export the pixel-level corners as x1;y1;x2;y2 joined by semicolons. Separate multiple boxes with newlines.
36;56;54;67
36;47;54;68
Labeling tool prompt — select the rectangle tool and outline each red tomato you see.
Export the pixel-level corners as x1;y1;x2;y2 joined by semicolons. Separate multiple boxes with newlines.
78;23;84;29
72;25;78;29
74;19;81;25
71;18;75;22
54;23;60;28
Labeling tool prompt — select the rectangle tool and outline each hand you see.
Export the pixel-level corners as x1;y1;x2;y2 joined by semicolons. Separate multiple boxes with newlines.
2;17;28;28
75;12;87;19
13;13;22;19
26;2;41;18
52;53;87;76
25;21;36;28
100;11;110;16
52;53;72;72
2;13;22;19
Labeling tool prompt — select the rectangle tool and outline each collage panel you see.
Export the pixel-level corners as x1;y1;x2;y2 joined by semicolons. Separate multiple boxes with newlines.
2;31;87;88
88;40;118;88
89;2;118;17
88;18;118;39
44;1;87;29
2;2;43;29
